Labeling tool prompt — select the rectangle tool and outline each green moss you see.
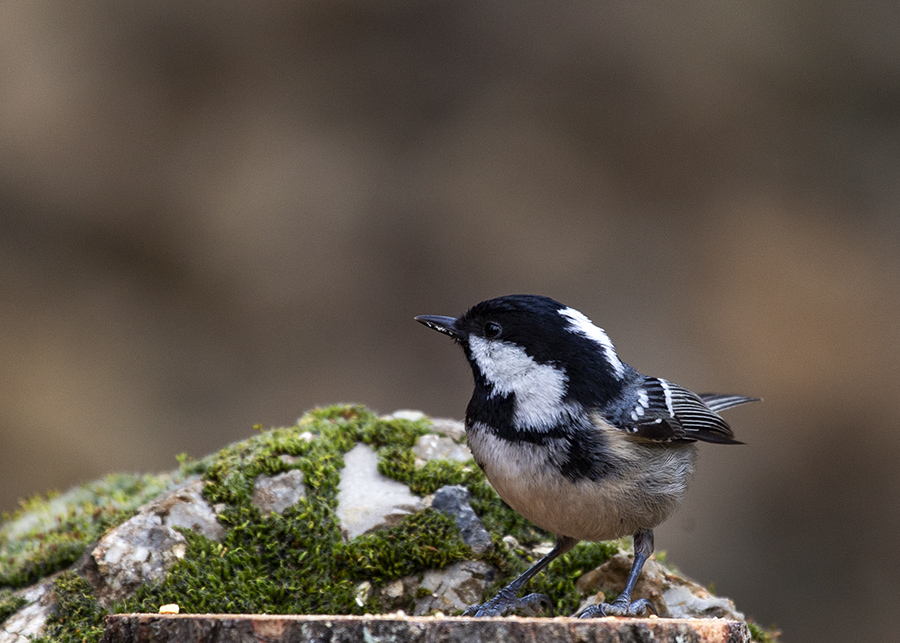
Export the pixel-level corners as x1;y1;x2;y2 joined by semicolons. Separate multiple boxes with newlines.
747;620;782;643
34;572;106;643
360;416;431;450
375;445;416;481
123;508;357;615
529;541;621;616
117;406;462;618
409;458;477;495
0;588;27;625
339;509;470;585
373;439;548;547
0;473;181;589
197;404;375;507
121;509;468;616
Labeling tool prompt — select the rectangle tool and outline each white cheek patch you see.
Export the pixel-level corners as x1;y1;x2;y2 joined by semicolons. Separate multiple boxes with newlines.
468;335;568;430
559;307;625;379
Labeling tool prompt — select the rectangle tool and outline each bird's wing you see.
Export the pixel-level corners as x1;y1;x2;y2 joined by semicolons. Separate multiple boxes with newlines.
613;378;746;444
698;393;760;413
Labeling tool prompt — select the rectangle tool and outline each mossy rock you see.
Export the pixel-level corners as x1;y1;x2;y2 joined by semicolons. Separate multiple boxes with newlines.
0;405;774;643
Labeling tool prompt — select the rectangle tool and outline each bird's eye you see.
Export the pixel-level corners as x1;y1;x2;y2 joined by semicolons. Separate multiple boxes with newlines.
483;321;502;339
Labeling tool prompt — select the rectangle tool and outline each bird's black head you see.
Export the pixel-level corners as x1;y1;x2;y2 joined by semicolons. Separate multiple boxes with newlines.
415;295;631;414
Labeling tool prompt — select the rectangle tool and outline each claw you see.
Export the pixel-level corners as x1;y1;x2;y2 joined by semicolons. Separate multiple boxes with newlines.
517;592;554;616
626;598;657;617
578;596;657;618
463;589;553;617
578;529;658;619
461;536;576;618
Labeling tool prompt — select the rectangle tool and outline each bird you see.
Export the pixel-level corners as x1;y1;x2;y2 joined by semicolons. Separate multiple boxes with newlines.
415;294;757;618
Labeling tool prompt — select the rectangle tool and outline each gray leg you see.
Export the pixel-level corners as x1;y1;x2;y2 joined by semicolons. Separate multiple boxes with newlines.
578;529;658;618
464;535;578;617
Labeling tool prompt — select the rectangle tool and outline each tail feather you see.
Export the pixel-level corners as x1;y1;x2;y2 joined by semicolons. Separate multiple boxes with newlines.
699;394;761;413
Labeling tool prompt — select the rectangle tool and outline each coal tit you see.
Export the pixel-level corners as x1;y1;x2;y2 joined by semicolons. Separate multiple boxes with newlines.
415;294;757;617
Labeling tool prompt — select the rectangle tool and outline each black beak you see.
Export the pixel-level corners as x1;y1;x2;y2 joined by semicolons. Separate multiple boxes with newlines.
414;314;463;339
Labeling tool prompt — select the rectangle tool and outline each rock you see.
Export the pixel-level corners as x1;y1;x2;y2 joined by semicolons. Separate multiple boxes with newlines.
530;542;555;556
380;411;466;441
663;584;743;620
353;581;372;608
251;470;306;514
153;479;225;541
576;553;744;620
412;561;496;615
375;576;420;612
382;410;428;422
89;479;224;606
381;578;405;600
502;535;520;550
431;486;492;555
411;435;471;468
0;582;53;643
0;406;759;640
335;443;424;541
424;418;466;442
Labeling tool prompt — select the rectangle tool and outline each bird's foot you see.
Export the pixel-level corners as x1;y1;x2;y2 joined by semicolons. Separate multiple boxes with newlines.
463;588;553;617
578;596;657;618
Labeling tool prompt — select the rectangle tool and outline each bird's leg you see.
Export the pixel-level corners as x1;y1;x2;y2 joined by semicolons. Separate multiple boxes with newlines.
463;535;577;617
579;529;658;618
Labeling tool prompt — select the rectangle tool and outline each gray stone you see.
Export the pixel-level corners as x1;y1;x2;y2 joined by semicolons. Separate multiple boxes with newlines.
663;584;743;619
336;443;424;541
0;582;53;643
251;469;306;514
375;575;420;612
373;559;497;615
382;409;428;422
431;485;492;555
411;434;471;468
576;553;745;620
90;479;224;606
529;542;555;557
353;581;373;608
380;411;466;441
412;560;496;615
501;534;520;550
381;578;405;600
425;418;466;442
163;482;227;541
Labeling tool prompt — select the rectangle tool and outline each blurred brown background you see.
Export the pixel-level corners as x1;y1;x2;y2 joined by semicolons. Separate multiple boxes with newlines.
1;2;898;641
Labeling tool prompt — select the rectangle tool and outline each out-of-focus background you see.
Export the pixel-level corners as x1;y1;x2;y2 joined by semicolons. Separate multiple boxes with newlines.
1;2;898;641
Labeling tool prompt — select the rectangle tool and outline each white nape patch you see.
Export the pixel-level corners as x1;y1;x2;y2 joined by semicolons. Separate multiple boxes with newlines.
468;335;568;430
559;307;625;378
659;379;675;416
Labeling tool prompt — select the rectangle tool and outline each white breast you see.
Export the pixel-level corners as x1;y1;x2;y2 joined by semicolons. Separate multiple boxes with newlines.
466;421;695;542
